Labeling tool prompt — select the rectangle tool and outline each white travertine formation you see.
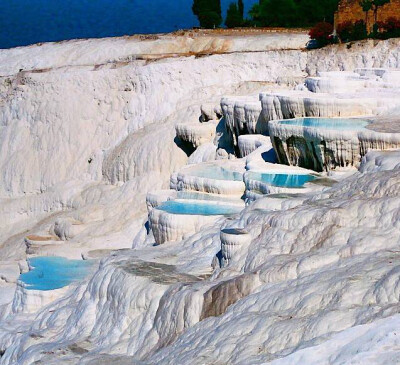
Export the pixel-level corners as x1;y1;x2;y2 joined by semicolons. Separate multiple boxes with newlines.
260;90;379;122
243;162;324;201
305;76;366;94
355;67;391;78
2;34;400;365
269;119;400;171
2;156;398;365
175;173;245;196
146;190;178;212
174;162;246;197
244;101;266;134
359;150;400;173
149;206;222;245
220;228;252;267
200;104;222;123
11;284;70;314
221;96;239;145
237;134;273;158
175;122;217;148
221;96;261;145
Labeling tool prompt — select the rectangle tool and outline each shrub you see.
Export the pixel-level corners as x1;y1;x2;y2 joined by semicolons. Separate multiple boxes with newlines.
337;21;353;42
384;17;400;32
352;20;368;40
309;22;334;45
376;17;400;39
337;20;367;42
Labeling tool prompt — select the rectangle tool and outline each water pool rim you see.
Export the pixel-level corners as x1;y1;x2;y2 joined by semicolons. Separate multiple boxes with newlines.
179;165;244;182
245;171;319;188
157;200;243;216
274;117;372;131
19;256;94;291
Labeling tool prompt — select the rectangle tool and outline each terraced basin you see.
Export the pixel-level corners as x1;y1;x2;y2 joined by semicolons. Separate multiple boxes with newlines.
246;172;317;188
19;256;94;291
186;165;243;181
174;163;246;196
158;200;242;216
278;117;370;131
269;117;400;171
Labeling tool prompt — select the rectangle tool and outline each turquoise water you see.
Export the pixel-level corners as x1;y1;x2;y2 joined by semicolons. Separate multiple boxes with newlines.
20;257;94;291
279;118;369;131
159;200;242;216
177;191;240;203
247;172;317;188
187;166;243;181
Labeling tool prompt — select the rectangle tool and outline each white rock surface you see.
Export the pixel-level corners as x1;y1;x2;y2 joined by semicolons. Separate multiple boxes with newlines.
238;134;274;158
269;118;400;171
175;122;217;148
149;206;224;245
1;35;400;365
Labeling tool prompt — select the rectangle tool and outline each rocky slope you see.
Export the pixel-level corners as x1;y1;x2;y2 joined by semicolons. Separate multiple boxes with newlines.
0;34;400;365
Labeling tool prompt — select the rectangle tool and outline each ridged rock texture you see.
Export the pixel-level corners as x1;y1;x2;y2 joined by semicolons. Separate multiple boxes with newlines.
1;34;400;365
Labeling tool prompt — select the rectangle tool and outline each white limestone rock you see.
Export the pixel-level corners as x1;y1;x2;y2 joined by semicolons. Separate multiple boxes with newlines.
269;118;400;171
237;134;273;158
220;228;252;267
146;190;178;213
175;122;217;148
200;103;221;122
174;162;246;197
359;149;400;173
2;35;400;365
149;207;222;245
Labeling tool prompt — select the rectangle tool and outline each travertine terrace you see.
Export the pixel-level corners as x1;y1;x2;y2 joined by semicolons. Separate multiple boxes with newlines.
0;31;400;365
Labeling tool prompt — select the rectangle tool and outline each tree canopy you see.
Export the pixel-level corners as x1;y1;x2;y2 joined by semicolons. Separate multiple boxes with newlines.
192;0;222;28
250;0;340;27
225;2;244;27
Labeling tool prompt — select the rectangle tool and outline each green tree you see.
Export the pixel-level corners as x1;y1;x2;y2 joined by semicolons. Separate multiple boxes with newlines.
294;0;339;26
359;0;373;26
225;2;243;28
192;0;222;28
238;0;244;18
250;0;297;27
250;0;339;27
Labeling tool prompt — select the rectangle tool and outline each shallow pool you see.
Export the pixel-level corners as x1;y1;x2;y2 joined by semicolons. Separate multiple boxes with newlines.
20;257;94;291
186;165;243;181
176;191;240;203
247;172;317;188
158;201;242;216
279;117;369;131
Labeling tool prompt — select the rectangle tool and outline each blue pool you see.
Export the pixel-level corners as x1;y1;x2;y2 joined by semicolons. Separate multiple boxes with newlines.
279;118;370;131
247;172;317;188
177;191;241;203
186;166;243;181
20;257;94;291
158;201;242;216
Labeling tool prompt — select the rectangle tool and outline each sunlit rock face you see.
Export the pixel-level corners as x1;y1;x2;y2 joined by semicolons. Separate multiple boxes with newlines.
1;34;400;365
174;162;246;197
269;117;400;171
260;90;378;122
149;202;227;245
175;122;217;149
220;228;252;268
